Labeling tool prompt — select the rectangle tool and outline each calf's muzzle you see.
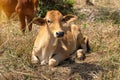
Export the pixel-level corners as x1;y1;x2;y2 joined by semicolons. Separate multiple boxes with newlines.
56;32;64;38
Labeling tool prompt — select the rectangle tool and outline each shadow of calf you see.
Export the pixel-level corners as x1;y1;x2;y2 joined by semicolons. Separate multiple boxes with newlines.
63;62;104;80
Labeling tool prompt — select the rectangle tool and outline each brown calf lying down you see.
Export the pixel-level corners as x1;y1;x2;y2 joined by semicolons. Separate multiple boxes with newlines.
31;10;78;65
49;24;90;66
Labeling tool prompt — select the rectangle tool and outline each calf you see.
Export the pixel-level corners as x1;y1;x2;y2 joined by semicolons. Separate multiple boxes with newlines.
15;0;38;33
31;10;78;65
49;24;90;66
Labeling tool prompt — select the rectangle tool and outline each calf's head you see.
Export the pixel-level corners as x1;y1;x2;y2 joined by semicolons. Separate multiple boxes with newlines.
33;10;77;38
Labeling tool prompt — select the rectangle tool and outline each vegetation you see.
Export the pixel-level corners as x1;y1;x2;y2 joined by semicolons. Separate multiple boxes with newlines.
37;0;74;17
0;0;120;80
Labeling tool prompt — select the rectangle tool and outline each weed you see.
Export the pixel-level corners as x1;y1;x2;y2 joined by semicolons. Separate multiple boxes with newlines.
37;0;74;17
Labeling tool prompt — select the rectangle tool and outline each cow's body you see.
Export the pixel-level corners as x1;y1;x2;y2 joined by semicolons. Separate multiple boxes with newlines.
31;10;78;65
0;0;17;18
31;22;62;65
0;0;38;33
16;0;38;33
31;10;90;67
49;24;90;66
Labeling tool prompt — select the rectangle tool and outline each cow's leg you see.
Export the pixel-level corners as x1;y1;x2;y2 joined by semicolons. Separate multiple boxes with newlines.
49;53;65;67
31;54;39;64
18;13;26;34
77;32;88;53
33;0;38;15
84;36;91;52
31;49;39;64
4;10;12;19
27;16;32;32
39;48;50;65
41;53;50;65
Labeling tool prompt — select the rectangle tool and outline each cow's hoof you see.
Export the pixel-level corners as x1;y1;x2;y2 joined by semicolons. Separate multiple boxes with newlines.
76;49;83;58
31;59;39;64
31;56;39;64
79;54;86;60
49;59;57;67
76;49;86;60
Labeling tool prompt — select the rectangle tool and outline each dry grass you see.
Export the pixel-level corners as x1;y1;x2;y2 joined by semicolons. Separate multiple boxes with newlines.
0;0;120;80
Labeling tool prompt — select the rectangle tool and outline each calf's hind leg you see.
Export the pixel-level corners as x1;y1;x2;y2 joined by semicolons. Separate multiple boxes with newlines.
76;49;86;60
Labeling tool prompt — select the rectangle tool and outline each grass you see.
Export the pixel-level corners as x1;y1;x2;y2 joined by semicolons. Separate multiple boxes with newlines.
0;0;120;80
81;21;120;80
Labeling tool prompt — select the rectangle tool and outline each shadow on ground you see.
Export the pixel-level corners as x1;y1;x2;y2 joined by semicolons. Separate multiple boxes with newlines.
69;62;103;80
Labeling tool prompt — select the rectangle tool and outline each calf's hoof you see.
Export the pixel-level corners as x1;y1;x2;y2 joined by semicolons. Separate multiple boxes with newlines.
49;59;58;67
31;56;39;64
76;49;86;60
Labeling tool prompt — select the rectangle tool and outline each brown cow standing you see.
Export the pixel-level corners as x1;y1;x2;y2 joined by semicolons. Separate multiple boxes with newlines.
15;0;38;33
0;0;38;33
0;0;17;19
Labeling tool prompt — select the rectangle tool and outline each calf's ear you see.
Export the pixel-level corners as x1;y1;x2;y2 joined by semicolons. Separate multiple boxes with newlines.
63;14;78;23
32;17;46;25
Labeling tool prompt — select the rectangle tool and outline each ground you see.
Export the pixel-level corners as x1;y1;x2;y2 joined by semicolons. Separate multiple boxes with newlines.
0;0;120;80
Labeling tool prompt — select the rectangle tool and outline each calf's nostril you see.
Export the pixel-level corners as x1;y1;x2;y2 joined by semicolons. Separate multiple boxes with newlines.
60;32;64;36
56;32;59;35
56;32;64;37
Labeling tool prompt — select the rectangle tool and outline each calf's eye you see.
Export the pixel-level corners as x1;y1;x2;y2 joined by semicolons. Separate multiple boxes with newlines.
47;19;52;23
61;18;66;23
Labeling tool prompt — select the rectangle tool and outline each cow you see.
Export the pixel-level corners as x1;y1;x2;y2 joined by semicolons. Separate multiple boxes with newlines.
31;10;78;65
15;0;38;33
49;24;90;66
0;0;38;33
0;0;17;19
